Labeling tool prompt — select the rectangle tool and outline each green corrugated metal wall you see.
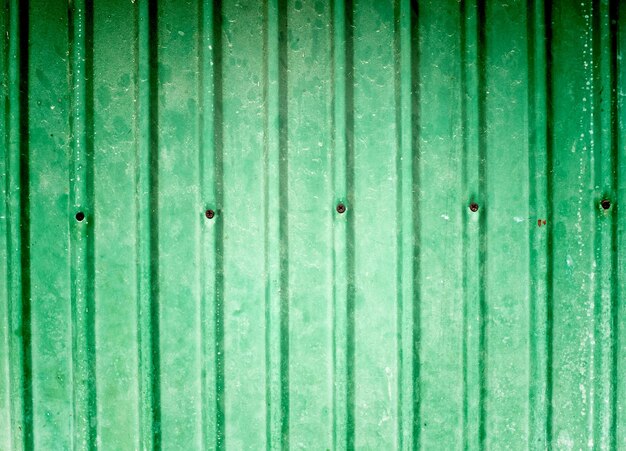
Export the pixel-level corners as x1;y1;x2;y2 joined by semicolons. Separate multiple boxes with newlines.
1;0;625;449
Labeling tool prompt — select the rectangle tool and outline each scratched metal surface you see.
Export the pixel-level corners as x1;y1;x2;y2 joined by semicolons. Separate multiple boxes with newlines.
1;0;625;449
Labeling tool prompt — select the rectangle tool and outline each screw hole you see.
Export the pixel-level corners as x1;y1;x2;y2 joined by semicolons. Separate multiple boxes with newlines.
75;211;85;222
469;202;479;212
336;203;346;214
601;199;611;210
205;209;215;219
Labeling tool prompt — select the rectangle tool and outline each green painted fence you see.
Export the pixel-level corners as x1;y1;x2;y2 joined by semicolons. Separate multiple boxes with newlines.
1;0;625;449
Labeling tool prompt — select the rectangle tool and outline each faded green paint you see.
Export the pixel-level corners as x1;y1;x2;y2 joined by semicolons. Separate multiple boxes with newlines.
1;0;625;449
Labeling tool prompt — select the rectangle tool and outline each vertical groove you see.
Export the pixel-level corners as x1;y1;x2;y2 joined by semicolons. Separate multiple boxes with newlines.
394;0;417;448
263;4;272;443
393;0;402;446
544;0;555;444
409;0;420;447
135;0;161;448
5;0;31;448
18;0;32;447
197;0;210;448
211;0;225;448
197;0;206;447
460;0;468;445
16;15;30;447
591;0;602;446
148;0;161;447
68;0;97;448
526;0;549;447
263;3;272;445
526;2;536;445
476;0;487;447
608;0;619;448
85;2;96;446
135;0;151;447
393;0;402;447
0;3;14;443
18;4;32;447
13;0;34;449
263;0;289;448
277;0;290;447
344;0;355;448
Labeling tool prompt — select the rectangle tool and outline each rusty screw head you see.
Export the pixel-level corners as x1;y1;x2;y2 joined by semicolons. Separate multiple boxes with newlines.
336;203;346;214
469;202;479;212
75;211;85;222
600;199;611;210
205;209;215;219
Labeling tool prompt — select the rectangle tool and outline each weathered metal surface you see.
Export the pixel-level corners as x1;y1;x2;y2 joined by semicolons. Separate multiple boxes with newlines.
1;0;625;449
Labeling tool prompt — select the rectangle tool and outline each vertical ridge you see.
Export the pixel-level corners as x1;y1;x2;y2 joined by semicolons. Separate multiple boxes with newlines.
197;0;222;449
135;0;161;448
394;0;416;449
344;0;355;448
68;0;97;448
5;0;31;448
594;0;618;447
544;0;555;443
611;1;626;449
526;0;549;447
263;0;289;448
211;1;225;447
460;0;483;448
330;0;352;447
331;0;345;448
616;0;625;446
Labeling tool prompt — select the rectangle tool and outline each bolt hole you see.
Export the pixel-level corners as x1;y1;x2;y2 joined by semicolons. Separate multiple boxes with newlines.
75;211;85;222
469;202;479;212
336;203;346;214
601;199;611;210
205;209;215;219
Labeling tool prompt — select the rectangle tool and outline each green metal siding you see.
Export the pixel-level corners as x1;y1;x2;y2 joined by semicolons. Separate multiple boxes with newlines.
1;0;625;449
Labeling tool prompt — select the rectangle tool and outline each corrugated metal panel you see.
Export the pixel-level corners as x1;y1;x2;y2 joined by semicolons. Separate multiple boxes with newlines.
1;0;625;449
